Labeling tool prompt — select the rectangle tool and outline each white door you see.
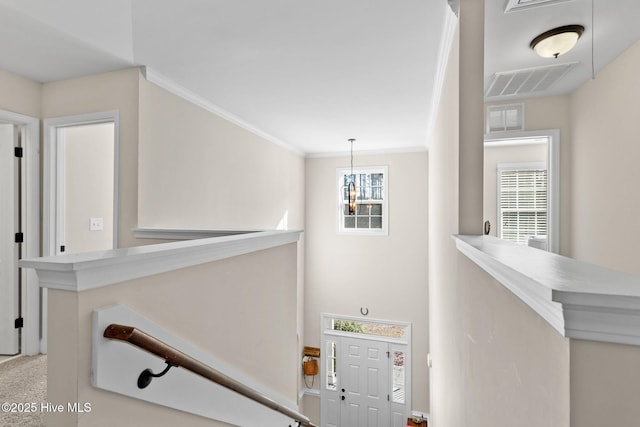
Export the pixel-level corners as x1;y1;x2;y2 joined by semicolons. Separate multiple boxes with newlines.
0;124;20;355
55;122;116;255
321;316;412;427
340;337;390;427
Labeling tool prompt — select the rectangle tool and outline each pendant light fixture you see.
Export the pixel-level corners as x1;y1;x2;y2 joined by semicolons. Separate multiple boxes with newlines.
348;138;357;216
530;25;584;58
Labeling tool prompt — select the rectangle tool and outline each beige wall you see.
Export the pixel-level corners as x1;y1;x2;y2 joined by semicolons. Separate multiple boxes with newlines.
137;77;305;231
428;18;462;427
458;0;485;236
429;3;571;425
460;255;570;426
0;69;41;118
428;1;489;423
566;40;640;426
63;123;115;254
42;68;140;248
46;243;299;427
430;17;640;427
523;96;573;256
37;68;308;426
570;40;640;274
303;151;429;418
570;339;640;427
483;143;547;238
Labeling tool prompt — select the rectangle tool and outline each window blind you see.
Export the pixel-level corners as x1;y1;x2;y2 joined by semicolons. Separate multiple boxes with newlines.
498;168;547;244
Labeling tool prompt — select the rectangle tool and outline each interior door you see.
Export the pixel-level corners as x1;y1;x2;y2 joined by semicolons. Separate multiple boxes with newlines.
0;124;20;355
54;121;116;255
340;336;390;427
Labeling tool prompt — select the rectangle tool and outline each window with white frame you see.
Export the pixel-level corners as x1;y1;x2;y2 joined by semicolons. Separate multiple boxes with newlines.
486;103;524;134
337;166;388;234
497;163;547;244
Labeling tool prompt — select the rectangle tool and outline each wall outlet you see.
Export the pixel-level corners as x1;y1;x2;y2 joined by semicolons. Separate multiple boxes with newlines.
90;217;104;231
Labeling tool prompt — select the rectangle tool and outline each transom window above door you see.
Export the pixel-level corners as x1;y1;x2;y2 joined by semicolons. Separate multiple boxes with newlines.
323;316;409;342
336;166;388;235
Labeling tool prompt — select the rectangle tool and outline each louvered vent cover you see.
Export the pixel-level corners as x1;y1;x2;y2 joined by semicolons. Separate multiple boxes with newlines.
485;62;577;98
504;0;574;13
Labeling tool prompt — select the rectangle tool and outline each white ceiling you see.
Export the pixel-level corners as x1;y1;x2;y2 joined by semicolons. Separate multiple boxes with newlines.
485;0;640;101
0;0;638;155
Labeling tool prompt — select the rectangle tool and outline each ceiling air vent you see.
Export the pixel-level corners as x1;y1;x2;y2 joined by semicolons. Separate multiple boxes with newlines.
485;62;577;98
504;0;574;13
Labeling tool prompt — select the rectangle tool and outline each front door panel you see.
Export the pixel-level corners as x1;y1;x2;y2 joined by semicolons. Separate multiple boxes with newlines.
340;337;389;427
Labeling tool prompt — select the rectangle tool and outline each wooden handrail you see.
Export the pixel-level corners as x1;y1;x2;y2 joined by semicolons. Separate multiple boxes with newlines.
104;324;317;427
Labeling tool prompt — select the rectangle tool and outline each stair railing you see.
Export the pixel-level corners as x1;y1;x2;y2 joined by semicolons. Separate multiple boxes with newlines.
104;324;317;427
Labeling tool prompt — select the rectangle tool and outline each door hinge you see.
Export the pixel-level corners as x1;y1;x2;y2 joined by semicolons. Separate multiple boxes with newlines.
14;147;23;158
387;394;390;401
387;351;390;358
15;232;24;243
60;245;65;253
15;317;23;329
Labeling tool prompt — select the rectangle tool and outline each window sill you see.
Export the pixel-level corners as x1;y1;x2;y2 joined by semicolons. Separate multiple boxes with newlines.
454;235;640;347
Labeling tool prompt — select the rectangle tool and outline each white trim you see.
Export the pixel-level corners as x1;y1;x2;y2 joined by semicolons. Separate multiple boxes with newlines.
336;165;389;236
306;145;427;159
497;161;546;171
301;388;320;398
485;129;560;253
425;3;458;148
55;132;66;254
454;235;563;334
454;235;640;347
504;0;574;13
0;109;41;356
485;137;548;147
0;355;21;365
141;66;304;156
20;230;301;292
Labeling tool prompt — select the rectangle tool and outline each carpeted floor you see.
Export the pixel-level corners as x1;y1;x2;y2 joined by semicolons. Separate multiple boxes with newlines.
0;355;47;427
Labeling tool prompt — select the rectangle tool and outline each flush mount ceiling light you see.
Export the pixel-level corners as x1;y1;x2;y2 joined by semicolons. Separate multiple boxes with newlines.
530;25;584;58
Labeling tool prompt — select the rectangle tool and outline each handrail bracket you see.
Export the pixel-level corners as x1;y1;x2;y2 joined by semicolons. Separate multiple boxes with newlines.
103;323;317;427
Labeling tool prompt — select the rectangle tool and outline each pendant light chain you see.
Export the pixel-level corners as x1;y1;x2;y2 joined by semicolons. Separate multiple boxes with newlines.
591;0;595;79
348;138;356;216
350;138;354;176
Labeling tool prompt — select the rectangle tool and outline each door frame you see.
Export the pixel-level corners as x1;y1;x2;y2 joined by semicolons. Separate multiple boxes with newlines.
320;313;412;427
484;129;560;253
43;110;120;256
42;110;119;353
0;109;40;355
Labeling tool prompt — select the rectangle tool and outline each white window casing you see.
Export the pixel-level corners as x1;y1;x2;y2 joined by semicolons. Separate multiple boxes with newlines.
336;166;388;235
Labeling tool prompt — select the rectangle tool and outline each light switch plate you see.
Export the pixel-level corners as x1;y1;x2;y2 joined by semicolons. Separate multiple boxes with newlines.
90;217;104;231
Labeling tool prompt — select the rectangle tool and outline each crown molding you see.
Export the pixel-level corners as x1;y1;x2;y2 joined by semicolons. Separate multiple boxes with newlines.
141;66;304;157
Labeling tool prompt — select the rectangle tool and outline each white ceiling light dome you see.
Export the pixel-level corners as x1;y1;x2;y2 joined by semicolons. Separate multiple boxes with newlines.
530;25;585;58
